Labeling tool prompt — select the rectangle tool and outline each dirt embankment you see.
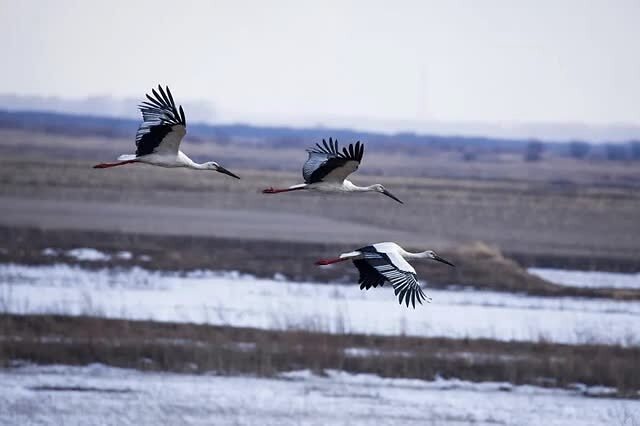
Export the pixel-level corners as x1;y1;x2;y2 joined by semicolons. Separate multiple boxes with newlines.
1;226;639;301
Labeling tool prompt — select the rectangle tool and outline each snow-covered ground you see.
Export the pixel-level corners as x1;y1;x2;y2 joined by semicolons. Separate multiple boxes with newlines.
1;264;639;345
0;364;637;426
43;248;138;262
529;268;640;289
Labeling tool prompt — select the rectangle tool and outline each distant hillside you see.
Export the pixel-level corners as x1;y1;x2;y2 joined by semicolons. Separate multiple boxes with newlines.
2;93;640;143
1;109;639;160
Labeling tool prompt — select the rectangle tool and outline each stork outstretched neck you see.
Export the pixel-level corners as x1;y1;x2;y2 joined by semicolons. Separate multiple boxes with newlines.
93;85;240;179
315;242;454;308
262;138;402;203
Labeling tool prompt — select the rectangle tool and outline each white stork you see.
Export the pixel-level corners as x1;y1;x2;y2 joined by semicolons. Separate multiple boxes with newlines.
93;85;240;179
262;138;403;203
315;242;454;308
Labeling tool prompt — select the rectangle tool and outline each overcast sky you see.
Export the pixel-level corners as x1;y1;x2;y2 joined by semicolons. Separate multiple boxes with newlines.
1;0;639;136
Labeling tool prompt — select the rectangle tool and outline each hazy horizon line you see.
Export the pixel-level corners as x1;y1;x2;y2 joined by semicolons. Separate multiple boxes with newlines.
1;92;639;143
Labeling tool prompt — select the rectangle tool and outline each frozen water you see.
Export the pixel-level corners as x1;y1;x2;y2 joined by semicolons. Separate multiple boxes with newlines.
529;268;640;289
0;364;637;426
1;264;639;345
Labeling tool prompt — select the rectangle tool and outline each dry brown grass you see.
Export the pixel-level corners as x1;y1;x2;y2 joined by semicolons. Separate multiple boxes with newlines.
1;313;639;398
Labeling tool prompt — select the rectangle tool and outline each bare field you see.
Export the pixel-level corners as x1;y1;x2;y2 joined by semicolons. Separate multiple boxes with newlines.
1;129;640;271
0;158;639;271
2;128;640;186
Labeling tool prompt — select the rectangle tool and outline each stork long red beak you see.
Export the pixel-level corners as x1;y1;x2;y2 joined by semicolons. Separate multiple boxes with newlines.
216;166;240;179
382;189;403;204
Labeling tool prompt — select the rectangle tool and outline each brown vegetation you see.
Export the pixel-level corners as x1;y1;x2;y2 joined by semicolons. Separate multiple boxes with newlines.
1;314;638;398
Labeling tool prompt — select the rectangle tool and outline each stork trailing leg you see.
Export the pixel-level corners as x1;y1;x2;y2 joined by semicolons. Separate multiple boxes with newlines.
262;184;307;194
93;160;139;169
315;257;349;265
315;251;361;265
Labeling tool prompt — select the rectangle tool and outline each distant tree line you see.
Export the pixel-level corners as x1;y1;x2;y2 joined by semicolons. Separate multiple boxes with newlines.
518;140;640;162
569;142;590;159
1;109;639;162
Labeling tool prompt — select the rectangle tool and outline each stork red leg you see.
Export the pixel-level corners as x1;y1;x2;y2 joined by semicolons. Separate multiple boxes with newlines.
93;160;139;169
315;257;349;266
262;187;303;194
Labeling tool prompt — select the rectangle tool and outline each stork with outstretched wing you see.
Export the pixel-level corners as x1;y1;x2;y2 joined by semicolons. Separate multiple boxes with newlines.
93;85;239;179
262;138;402;203
315;242;454;308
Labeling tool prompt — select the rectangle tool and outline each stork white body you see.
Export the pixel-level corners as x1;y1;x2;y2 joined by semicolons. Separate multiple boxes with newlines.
93;85;239;179
117;150;210;170
316;242;455;308
263;138;403;203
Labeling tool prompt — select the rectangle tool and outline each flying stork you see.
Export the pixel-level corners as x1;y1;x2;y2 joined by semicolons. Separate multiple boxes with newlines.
262;138;403;203
93;85;240;179
315;242;455;308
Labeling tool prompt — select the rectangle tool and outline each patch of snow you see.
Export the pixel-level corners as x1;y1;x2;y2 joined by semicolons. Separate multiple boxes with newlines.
1;365;638;426
529;268;640;289
280;369;317;380
41;248;58;257
584;386;619;398
344;347;382;358
436;351;531;363
343;347;412;358
65;248;111;262
273;273;287;282
138;255;151;262
115;251;133;260
1;264;639;345
230;342;257;352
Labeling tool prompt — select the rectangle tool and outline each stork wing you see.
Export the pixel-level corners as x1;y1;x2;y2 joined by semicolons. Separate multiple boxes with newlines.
302;138;364;184
135;85;187;157
353;259;387;290
357;246;428;308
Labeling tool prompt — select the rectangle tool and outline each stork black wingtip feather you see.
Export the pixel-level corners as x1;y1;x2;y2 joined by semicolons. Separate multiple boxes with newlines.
179;105;186;126
166;86;175;107
151;88;161;103
157;86;169;106
146;93;162;107
157;85;168;104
